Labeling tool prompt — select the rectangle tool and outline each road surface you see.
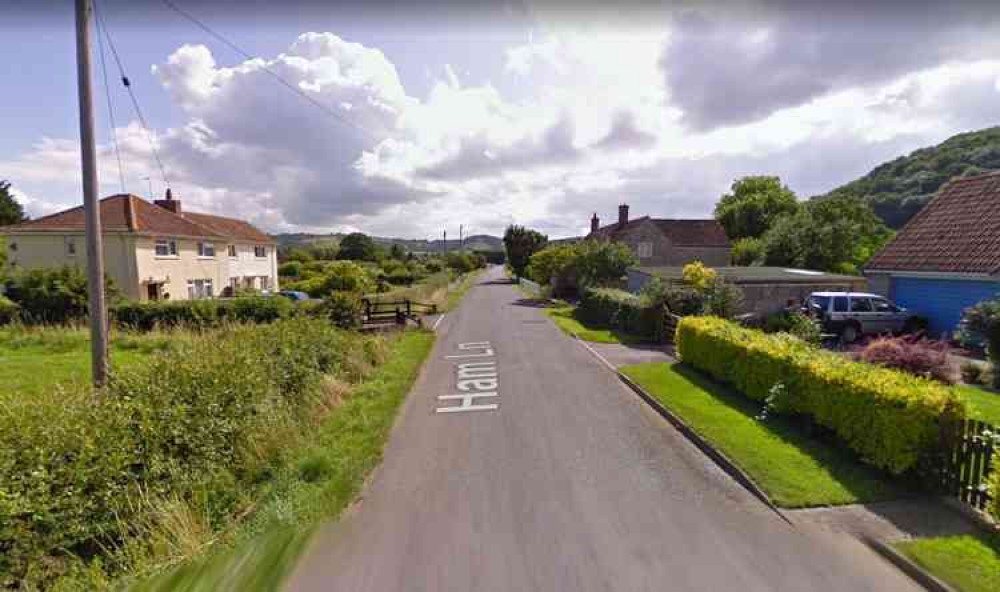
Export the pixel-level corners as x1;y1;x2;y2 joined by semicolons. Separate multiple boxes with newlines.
287;266;918;591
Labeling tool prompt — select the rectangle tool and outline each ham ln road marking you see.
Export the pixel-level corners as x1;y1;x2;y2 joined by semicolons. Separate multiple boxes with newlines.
437;341;498;413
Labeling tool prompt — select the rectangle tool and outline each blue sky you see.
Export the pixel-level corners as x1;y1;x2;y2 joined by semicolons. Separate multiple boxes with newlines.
3;0;1000;238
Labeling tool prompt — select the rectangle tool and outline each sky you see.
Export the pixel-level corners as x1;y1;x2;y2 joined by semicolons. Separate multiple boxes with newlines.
2;0;1000;239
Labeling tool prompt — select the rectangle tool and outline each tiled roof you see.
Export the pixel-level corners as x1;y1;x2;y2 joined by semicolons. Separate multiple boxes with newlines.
1;194;274;244
865;171;1000;274
589;216;731;247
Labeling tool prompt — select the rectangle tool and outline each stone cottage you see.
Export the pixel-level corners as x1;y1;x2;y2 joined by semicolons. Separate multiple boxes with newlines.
586;204;731;267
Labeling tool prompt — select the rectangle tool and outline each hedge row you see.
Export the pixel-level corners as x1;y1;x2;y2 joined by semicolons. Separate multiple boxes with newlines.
675;316;966;474
578;287;661;338
112;296;295;330
0;318;386;587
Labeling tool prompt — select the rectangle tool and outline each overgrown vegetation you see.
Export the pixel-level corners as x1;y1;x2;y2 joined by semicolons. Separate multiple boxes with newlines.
961;296;1000;388
0;318;425;588
113;296;295;330
676;316;966;473
2;266;117;324
527;240;637;298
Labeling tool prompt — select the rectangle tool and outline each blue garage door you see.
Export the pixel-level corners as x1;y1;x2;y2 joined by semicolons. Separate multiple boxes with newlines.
891;277;1000;338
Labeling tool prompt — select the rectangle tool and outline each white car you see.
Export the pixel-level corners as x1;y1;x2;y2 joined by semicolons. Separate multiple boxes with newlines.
803;291;922;343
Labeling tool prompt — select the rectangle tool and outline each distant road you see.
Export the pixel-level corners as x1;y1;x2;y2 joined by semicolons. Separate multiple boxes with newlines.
287;265;917;591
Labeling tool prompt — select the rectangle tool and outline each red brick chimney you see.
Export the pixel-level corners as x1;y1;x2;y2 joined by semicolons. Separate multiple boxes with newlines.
154;188;182;215
590;213;600;234
618;203;629;228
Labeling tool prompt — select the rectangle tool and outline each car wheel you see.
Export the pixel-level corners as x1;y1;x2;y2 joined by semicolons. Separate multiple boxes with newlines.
841;323;859;344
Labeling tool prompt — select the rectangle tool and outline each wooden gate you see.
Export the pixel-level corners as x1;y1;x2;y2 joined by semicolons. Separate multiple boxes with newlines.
934;418;996;511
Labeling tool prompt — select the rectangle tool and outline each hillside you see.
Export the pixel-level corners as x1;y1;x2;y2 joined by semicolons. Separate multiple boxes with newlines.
274;232;503;253
822;126;1000;228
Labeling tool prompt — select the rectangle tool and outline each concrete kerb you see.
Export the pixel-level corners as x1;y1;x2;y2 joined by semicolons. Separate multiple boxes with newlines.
570;334;792;525
861;537;957;592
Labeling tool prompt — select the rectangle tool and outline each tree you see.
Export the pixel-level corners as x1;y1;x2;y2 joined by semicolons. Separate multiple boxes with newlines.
714;176;799;240
0;180;27;226
284;247;314;263
503;225;547;279
761;193;893;273
961;296;1000;388
389;244;406;260
336;232;378;261
731;237;765;266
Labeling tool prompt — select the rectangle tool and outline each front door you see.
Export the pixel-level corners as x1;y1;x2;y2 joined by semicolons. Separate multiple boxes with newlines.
146;283;161;301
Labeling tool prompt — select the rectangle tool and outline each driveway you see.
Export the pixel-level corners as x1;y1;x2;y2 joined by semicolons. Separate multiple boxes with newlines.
286;266;919;591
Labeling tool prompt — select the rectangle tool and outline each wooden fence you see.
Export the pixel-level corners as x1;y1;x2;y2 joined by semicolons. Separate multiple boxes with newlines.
933;418;996;511
362;299;437;327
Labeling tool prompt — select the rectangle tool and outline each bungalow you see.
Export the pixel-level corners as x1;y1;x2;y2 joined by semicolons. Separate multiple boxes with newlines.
0;191;278;301
588;204;731;266
865;171;1000;337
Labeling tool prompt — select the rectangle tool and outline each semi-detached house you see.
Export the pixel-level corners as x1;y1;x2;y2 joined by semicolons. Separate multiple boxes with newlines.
0;191;278;301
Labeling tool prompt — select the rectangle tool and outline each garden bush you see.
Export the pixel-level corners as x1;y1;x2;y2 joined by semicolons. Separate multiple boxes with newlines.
0;318;385;587
962;296;1000;388
0;295;19;324
579;287;651;337
676;316;966;474
857;335;956;384
113;296;294;331
762;310;822;344
3;266;117;324
316;291;364;329
960;361;988;385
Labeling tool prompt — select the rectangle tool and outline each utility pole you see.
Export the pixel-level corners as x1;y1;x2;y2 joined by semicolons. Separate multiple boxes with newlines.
443;230;447;255
459;224;463;252
75;0;109;387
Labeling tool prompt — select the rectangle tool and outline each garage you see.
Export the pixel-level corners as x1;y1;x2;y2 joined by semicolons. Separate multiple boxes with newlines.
890;277;1000;338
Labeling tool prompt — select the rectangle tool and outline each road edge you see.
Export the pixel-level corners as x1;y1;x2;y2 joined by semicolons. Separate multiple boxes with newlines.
861;537;957;592
569;334;791;523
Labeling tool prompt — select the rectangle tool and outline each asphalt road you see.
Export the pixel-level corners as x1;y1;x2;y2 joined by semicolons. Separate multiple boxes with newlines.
287;266;919;592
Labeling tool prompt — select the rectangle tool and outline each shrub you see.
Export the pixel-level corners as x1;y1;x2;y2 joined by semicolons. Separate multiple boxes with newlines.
278;261;303;278
682;261;717;291
579;287;650;337
3;266;117;324
526;240;636;297
321;261;374;294
113;296;293;331
0;295;19;324
676;316;966;473
318;291;363;329
960;361;989;385
0;319;383;586
731;237;765;266
639;276;703;316
857;335;956;384
961;296;1000;388
701;277;744;319
762;310;822;344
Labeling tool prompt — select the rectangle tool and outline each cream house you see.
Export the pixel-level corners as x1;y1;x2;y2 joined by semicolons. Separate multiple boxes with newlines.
0;191;278;301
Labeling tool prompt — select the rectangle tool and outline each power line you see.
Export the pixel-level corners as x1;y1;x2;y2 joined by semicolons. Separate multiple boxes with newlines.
158;0;377;141
94;0;171;190
93;0;126;193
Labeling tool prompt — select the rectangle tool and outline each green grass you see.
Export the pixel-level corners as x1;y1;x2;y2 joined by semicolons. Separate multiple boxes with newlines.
132;330;436;591
895;533;1000;592
443;269;485;311
545;304;647;344
956;385;1000;425
620;362;905;507
0;326;175;399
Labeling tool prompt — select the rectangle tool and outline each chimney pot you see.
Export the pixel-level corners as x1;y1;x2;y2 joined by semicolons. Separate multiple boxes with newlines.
155;189;182;215
618;204;629;228
590;212;600;234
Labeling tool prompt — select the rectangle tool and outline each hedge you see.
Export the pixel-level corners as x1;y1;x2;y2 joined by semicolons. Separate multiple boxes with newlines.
578;287;664;339
0;318;386;587
675;316;966;474
0;296;19;325
113;296;294;331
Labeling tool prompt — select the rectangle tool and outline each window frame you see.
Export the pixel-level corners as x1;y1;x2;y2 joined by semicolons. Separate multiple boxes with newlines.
155;238;178;258
64;237;77;257
849;297;873;313
254;245;268;258
832;296;848;313
197;241;216;258
637;241;653;258
227;244;238;258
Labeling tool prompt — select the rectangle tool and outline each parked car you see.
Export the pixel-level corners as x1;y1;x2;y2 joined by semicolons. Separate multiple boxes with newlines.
275;290;313;302
802;291;922;343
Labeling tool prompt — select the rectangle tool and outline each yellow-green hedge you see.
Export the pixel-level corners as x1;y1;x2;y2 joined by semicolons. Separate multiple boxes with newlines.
675;316;966;474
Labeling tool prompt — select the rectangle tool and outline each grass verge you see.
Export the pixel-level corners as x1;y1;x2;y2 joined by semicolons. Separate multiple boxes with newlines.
957;385;1000;425
895;533;1000;592
544;303;647;344
619;362;904;507
443;269;485;311
132;330;435;591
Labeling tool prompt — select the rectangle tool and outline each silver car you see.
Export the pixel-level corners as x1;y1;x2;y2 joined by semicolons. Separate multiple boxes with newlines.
803;291;920;343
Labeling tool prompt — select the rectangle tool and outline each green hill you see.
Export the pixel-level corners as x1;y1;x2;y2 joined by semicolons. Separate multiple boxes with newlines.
822;126;1000;228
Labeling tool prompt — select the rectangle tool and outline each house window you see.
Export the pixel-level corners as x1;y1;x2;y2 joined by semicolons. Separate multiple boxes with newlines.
155;238;178;257
197;242;216;257
65;237;77;256
254;245;267;258
186;279;214;299
637;242;653;258
228;244;237;258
